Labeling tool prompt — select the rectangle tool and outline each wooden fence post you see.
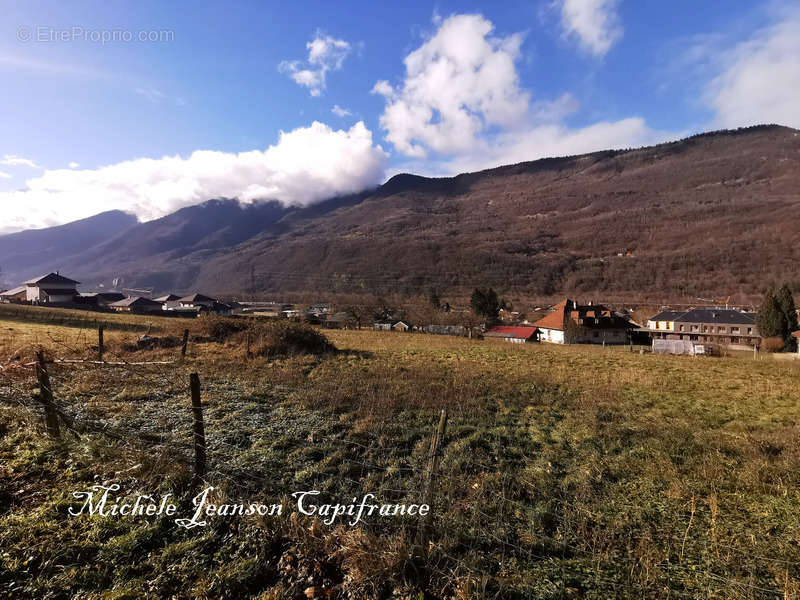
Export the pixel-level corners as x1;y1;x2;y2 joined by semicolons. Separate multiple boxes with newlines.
35;351;60;438
98;325;104;362
181;329;189;358
189;373;206;487
423;409;448;515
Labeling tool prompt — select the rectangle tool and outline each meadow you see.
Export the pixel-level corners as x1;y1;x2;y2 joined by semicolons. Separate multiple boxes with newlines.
1;307;799;599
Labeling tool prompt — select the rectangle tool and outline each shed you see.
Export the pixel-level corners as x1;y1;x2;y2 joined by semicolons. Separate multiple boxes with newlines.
485;326;539;343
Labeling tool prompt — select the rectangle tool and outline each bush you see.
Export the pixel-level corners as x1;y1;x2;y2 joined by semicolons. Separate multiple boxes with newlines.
250;321;335;358
198;315;249;341
761;337;785;353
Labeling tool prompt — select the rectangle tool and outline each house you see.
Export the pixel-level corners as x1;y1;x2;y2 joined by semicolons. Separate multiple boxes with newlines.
24;273;80;304
373;321;392;331
392;320;413;332
324;312;356;329
646;311;684;334
76;292;127;308
154;294;181;310
485;326;539;343
648;308;759;348
0;285;28;303
533;299;634;344
109;296;164;314
178;293;217;309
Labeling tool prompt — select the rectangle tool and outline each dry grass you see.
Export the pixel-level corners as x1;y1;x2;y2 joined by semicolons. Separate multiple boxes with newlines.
1;311;799;598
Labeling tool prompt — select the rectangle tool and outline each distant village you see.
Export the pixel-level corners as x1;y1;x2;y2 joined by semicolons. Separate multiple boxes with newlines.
1;271;794;356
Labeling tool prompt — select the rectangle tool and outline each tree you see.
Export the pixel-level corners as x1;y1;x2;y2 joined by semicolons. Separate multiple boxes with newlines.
428;290;441;310
470;288;500;321
757;284;798;349
775;284;798;335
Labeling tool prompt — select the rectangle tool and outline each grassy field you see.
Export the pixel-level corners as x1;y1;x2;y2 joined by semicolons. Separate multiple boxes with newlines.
1;309;799;599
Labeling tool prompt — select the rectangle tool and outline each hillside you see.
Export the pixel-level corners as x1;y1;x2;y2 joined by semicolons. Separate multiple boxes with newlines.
3;125;800;300
0;211;137;287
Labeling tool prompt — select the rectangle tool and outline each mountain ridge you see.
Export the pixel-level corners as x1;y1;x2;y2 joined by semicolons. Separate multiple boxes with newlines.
2;124;799;301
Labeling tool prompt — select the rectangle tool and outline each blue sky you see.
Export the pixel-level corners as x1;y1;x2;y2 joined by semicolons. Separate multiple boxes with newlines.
1;0;798;232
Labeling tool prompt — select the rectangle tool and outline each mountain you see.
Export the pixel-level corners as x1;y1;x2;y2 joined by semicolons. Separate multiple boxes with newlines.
0;211;137;286
3;125;799;301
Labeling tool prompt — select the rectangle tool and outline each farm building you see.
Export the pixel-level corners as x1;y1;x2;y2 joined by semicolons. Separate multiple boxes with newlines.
392;320;413;332
23;273;80;304
647;309;758;348
324;312;357;329
0;285;27;303
110;296;164;314
533;299;634;344
485;326;539;343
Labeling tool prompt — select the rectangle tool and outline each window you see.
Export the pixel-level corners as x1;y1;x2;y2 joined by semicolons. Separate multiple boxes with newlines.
719;327;726;333
679;325;685;332
691;325;699;332
747;328;752;334
732;327;739;333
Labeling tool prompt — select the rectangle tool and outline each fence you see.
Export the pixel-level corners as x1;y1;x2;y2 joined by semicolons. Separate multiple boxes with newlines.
1;329;798;598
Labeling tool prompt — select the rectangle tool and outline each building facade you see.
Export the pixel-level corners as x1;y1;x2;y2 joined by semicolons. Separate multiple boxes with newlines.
647;309;759;347
533;299;634;344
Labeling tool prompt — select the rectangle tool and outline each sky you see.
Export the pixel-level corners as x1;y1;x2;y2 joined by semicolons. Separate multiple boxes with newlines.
1;0;799;233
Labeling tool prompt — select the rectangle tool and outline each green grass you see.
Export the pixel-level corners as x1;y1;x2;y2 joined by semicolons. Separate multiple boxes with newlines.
1;319;799;599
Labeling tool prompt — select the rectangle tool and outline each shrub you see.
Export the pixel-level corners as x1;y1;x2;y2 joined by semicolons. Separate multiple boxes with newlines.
761;337;785;353
198;315;249;341
250;321;335;358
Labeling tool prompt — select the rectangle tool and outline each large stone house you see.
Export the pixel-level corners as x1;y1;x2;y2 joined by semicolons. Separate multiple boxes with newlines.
533;299;634;344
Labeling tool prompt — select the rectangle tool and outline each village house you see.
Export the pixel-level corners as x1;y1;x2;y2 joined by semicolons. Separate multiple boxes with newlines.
178;293;217;309
647;308;759;348
0;285;28;303
23;273;80;304
76;292;127;309
153;294;182;310
533;299;634;344
484;325;539;343
324;312;357;329
392;320;413;332
109;296;164;314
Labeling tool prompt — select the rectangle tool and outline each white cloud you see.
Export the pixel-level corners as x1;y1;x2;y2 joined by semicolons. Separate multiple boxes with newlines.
371;80;394;97
704;11;800;129
0;171;12;179
1;155;39;168
439;117;665;175
331;104;352;117
68;162;80;169
135;87;167;103
376;14;530;158
280;32;352;96
559;0;623;57
374;13;670;173
0;121;387;233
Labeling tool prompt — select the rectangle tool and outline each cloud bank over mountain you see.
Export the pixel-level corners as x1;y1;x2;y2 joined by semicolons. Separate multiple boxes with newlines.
373;13;671;175
0;121;387;234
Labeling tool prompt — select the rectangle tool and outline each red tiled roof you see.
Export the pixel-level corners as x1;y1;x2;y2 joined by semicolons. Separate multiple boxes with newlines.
533;299;569;330
485;326;539;339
